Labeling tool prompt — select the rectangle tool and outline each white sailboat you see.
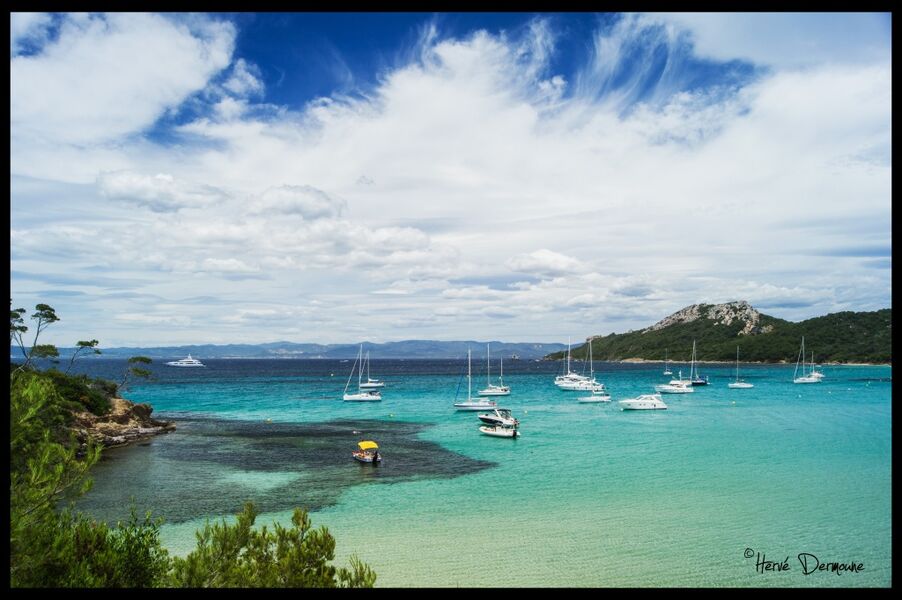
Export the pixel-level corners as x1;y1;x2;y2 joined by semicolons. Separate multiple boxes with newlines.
663;349;672;376
478;343;511;396
689;340;709;385
358;351;384;388
454;348;497;410
554;337;591;389
793;337;820;384
727;346;754;389
343;345;382;401
577;341;610;401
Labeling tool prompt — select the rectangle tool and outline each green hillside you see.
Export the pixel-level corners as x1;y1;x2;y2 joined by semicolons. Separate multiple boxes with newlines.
548;306;891;364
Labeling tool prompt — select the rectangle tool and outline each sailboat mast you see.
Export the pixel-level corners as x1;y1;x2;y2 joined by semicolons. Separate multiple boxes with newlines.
567;337;572;374
467;348;472;400
358;345;363;388
735;346;739;382
486;343;490;386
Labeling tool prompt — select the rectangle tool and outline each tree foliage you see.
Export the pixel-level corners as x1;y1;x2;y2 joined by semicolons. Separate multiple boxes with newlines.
549;308;892;364
167;502;376;588
10;324;377;588
119;356;153;392
66;339;102;374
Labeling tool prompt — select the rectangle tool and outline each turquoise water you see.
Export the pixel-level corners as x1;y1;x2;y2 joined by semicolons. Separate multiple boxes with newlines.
75;360;892;587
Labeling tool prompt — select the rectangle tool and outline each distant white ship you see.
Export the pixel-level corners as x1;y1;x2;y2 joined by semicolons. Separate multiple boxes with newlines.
166;354;205;367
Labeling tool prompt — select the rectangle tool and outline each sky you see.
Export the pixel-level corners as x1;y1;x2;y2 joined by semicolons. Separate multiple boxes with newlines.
10;12;892;347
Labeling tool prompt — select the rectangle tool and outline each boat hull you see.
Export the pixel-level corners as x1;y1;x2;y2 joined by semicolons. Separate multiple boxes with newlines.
479;425;519;438
654;385;694;394
477;389;510;396
343;393;382;401
727;382;754;389
454;402;497;410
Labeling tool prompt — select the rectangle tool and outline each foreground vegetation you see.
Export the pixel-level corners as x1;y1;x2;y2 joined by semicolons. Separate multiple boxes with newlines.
10;302;375;587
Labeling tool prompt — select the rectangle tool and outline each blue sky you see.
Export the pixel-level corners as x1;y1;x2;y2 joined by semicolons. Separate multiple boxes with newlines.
10;12;892;346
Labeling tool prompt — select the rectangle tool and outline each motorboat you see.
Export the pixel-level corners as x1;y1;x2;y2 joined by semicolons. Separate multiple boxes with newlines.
479;424;520;438
477;408;519;427
619;394;668;410
654;383;695;394
577;388;612;403
454;348;498;410
352;440;382;464
166;354;205;367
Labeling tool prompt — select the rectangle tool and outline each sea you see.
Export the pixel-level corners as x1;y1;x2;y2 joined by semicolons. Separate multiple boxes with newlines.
68;358;892;587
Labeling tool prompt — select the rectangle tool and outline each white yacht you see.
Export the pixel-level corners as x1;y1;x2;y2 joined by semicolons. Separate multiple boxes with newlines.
358;351;384;388
166;354;205;367
577;388;612;403
478;343;511;396
477;408;519;427
479;424;520;438
728;346;754;389
793;337;820;384
570;340;607;396
343;345;382;401
663;349;672;376
454;348;497;410
619;394;668;410
554;337;591;388
654;383;695;394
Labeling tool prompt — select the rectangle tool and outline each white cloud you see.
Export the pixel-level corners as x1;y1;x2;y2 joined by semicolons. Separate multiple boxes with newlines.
507;250;588;278
97;171;228;212
10;14;891;345
251;185;346;219
11;13;235;146
648;12;891;69
223;58;264;97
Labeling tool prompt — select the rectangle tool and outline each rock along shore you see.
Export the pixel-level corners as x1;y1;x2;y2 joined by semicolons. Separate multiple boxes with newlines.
72;397;175;450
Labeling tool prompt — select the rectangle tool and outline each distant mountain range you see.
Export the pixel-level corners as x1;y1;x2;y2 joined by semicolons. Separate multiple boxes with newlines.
546;301;891;364
16;340;568;360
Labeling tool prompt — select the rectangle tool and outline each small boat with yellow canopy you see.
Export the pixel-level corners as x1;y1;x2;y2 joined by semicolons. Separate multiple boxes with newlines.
352;440;382;464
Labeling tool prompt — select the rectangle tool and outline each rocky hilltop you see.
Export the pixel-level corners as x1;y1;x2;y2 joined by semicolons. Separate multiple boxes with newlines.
549;303;891;364
642;301;774;336
71;397;175;451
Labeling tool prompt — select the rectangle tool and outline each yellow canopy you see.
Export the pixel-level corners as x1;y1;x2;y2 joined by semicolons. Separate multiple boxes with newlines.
357;440;379;450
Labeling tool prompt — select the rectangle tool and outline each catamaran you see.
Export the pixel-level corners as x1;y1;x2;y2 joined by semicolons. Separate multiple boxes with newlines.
477;343;511;396
728;346;754;389
454;348;497;410
343;345;382;401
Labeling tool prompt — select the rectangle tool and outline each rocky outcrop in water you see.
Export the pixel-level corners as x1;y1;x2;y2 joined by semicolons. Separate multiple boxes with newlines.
72;397;175;450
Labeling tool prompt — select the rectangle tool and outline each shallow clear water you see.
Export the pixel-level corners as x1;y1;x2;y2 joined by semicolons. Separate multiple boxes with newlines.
74;359;892;587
